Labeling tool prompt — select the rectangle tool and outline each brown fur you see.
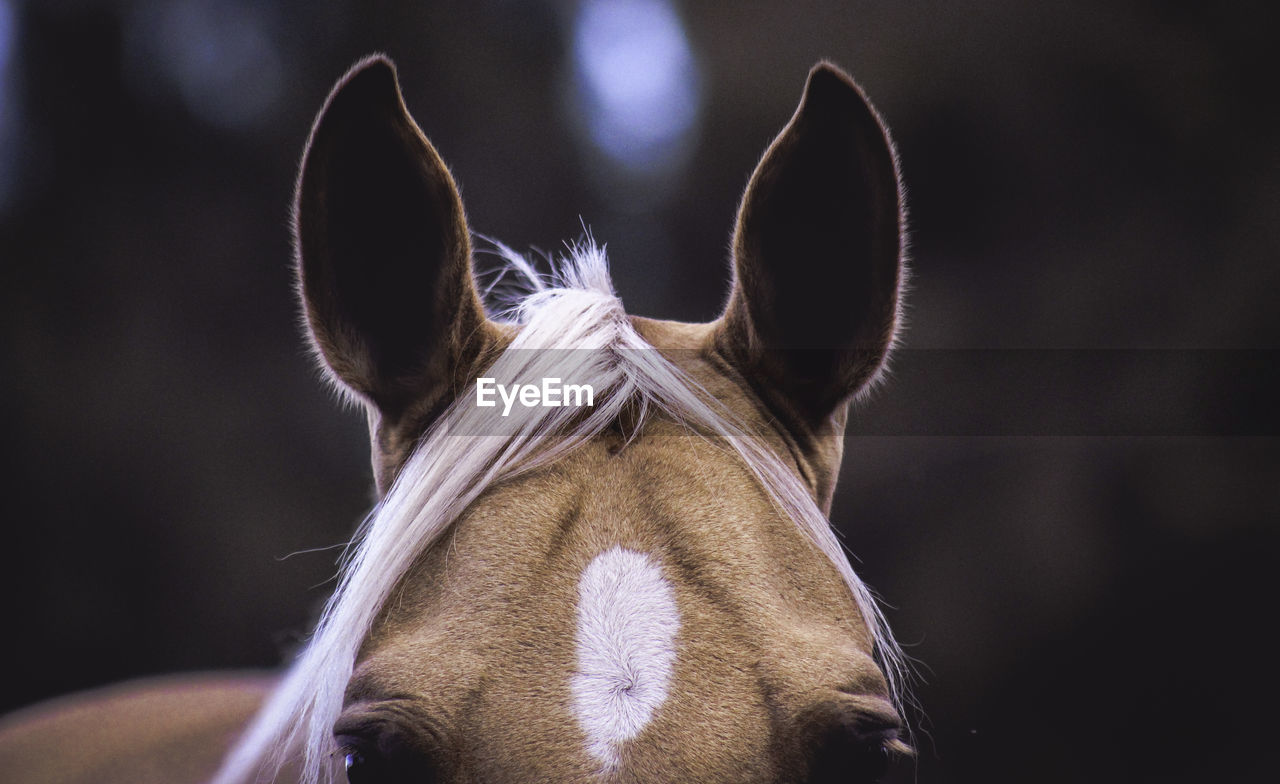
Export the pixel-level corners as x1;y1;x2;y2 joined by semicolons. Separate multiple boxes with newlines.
344;344;899;782
0;56;907;783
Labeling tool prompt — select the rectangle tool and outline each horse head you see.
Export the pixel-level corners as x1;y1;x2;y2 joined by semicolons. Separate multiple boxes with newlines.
219;54;907;784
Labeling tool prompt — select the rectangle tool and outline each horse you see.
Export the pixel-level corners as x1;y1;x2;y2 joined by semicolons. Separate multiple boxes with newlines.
0;55;909;784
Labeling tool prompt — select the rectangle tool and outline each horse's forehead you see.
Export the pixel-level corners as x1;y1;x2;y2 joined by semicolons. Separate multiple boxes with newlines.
371;317;755;495
348;424;880;779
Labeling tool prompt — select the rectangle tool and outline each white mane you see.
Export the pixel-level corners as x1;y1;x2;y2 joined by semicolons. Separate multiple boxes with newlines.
214;242;908;784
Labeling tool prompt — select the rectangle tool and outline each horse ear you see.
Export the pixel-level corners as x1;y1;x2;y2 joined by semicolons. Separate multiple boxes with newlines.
295;55;496;416
715;62;904;428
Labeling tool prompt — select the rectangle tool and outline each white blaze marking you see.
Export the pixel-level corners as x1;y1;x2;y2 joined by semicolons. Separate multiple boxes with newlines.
572;546;680;770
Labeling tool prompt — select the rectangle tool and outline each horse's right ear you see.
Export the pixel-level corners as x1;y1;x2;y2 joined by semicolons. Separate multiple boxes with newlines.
295;55;497;416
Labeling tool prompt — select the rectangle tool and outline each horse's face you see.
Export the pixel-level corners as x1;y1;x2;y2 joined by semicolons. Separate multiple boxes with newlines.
294;57;904;783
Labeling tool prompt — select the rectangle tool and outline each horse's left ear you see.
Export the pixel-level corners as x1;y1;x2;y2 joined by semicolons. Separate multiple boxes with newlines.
715;62;904;430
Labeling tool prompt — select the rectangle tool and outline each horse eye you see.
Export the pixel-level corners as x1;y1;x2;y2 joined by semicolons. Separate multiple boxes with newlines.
343;749;373;784
847;742;891;782
335;724;443;784
808;735;895;784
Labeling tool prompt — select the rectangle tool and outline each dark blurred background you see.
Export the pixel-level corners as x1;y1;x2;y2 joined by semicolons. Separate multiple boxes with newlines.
2;1;1277;782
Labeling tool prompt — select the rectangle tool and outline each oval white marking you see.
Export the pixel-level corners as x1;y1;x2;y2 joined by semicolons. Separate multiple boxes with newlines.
571;546;680;770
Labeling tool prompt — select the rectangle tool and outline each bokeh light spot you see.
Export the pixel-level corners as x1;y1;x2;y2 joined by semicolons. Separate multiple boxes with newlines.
129;0;283;132
0;0;18;212
570;0;702;174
